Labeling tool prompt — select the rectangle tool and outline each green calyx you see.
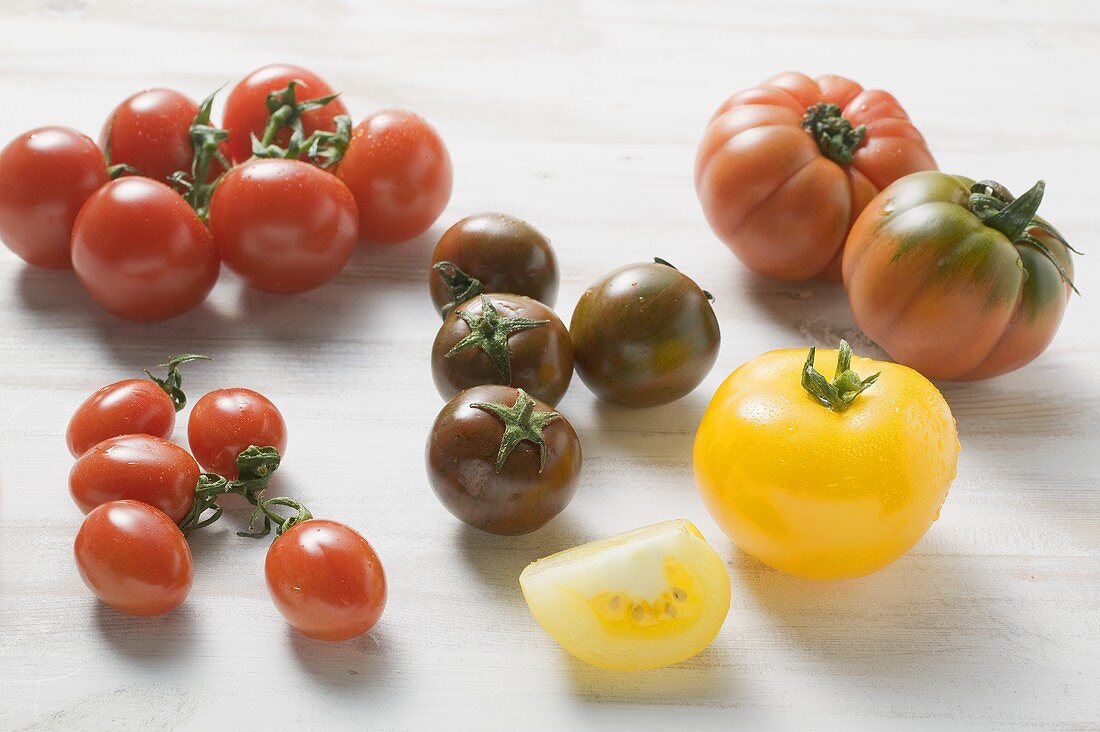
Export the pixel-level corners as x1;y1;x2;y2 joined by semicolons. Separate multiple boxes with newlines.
144;353;211;412
801;340;880;412
471;389;562;473
446;295;549;383
168;89;230;221
434;261;484;317
801;103;866;166
969;180;1080;294
250;81;351;169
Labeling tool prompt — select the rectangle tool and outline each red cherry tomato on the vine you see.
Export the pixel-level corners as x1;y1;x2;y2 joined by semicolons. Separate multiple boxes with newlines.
209;159;358;294
0;127;109;269
188;388;287;479
67;380;175;458
265;519;387;641
223;64;349;164
100;88;199;183
70;435;200;522
71;177;220;322
337;109;453;244
74;500;193;616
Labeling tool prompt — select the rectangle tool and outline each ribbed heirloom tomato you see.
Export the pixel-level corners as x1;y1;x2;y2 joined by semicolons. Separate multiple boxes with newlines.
188;388;287;479
100;88;201;183
695;72;936;280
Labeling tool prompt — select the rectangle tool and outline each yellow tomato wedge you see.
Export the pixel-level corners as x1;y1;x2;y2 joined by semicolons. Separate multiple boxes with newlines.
519;519;731;671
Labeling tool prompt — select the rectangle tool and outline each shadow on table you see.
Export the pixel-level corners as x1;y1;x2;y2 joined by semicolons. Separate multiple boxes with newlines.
287;625;395;690
94;602;196;660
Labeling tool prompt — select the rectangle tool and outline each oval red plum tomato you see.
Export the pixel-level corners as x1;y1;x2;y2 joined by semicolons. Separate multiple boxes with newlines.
67;379;176;458
100;88;200;183
209;159;358;294
74;499;193;616
0;127;109;269
70;435;199;523
188;388;287;479
265;519;387;641
71;177;219;321
337;109;453;244
223;64;349;164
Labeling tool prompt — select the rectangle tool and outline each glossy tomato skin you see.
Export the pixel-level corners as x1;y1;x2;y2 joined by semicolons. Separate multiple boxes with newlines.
67;379;176;458
71;177;219;321
209;159;358;294
431;294;574;406
70;435;199;523
695;72;936;281
223;64;349;164
74;500;193;616
266;520;387;641
426;385;582;535
843;172;1075;380
100;88;199;183
429;213;559;314
188;388;287;479
0;127;108;269
337;110;452;244
570;261;720;407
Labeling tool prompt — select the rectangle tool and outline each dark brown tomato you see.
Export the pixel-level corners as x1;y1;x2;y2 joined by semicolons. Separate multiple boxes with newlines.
570;259;720;407
431;294;573;406
429;213;559;316
425;385;581;536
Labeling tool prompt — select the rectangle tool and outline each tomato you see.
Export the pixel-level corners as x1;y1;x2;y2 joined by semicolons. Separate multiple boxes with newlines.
694;342;959;580
71;177;219;321
695;72;936;281
843;173;1076;380
209;159;358;294
74;500;193;616
100;88;199;183
70;435;199;523
426;386;582;535
520;519;730;671
265;519;386;641
188;388;287;479
429;213;559;316
0;127;109;269
431;294;573;406
570;259;719;407
337;109;452;243
223;64;348;164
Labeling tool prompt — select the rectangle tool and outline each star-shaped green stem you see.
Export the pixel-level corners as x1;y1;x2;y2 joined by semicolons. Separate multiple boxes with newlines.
433;261;483;317
446;295;549;383
801;340;880;412
471;389;562;473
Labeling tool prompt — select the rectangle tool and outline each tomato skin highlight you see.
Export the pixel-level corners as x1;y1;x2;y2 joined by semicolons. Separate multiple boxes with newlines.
337;109;453;244
71;177;220;322
74;500;194;616
223;64;348;164
70;435;199;523
0;127;109;269
100;88;200;184
67;379;176;458
209;159;359;294
265;520;387;641
188;388;287;479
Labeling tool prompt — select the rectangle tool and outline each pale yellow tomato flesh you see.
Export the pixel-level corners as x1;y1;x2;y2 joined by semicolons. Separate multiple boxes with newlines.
519;519;731;671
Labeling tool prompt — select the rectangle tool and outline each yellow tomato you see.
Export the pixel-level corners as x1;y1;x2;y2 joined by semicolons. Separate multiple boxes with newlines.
519;519;731;671
693;342;959;580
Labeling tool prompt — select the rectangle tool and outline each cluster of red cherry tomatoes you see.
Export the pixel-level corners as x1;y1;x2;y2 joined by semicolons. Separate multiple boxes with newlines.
67;355;386;641
0;63;453;320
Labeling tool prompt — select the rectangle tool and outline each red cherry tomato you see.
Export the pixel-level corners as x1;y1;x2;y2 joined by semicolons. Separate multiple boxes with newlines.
265;519;387;641
100;88;199;183
209;159;358;294
337;109;453;244
67;379;175;457
0;127;109;269
188;388;287;479
71;177;220;322
223;64;349;164
74;500;193;616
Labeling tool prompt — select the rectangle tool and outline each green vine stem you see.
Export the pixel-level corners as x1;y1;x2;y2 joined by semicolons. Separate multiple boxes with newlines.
470;389;561;473
433;261;484;317
168;89;230;221
445;295;548;383
249;81;352;168
801;340;880;412
177;445;284;534
969;180;1080;293
801;103;866;165
144;353;211;412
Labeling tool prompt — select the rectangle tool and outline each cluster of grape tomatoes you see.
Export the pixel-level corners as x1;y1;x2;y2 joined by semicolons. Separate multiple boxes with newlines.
67;355;385;642
0;63;452;320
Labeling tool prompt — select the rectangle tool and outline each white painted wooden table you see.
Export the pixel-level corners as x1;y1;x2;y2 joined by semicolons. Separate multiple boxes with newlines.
0;1;1097;729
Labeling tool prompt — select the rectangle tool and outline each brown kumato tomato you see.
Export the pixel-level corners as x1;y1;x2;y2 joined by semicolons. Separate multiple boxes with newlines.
426;386;582;536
